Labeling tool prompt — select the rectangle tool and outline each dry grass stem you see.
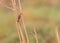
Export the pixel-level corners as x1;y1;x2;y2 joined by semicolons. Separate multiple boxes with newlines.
11;0;21;43
18;0;22;13
11;0;26;43
34;28;38;43
17;23;26;43
18;0;29;43
21;15;29;43
55;25;60;43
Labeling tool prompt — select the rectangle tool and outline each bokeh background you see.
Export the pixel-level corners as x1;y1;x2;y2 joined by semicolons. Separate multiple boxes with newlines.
0;0;60;43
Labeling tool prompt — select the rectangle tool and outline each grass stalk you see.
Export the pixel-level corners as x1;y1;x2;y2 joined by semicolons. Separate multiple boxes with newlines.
18;0;29;43
34;28;38;43
11;0;26;43
55;25;60;43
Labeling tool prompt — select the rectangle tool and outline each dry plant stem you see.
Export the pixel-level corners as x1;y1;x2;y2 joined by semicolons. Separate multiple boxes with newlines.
55;25;60;43
15;23;22;43
11;0;26;43
18;0;22;13
21;15;29;43
17;22;26;43
18;0;29;43
34;28;38;43
11;0;21;43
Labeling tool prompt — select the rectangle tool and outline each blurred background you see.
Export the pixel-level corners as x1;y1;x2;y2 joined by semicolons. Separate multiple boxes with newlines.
0;0;60;43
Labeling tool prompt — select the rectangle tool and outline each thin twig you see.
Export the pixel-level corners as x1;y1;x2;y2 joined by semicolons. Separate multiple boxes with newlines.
17;22;26;43
11;0;26;43
11;0;21;43
55;25;60;43
18;0;29;43
21;15;29;43
34;28;38;43
18;0;22;13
